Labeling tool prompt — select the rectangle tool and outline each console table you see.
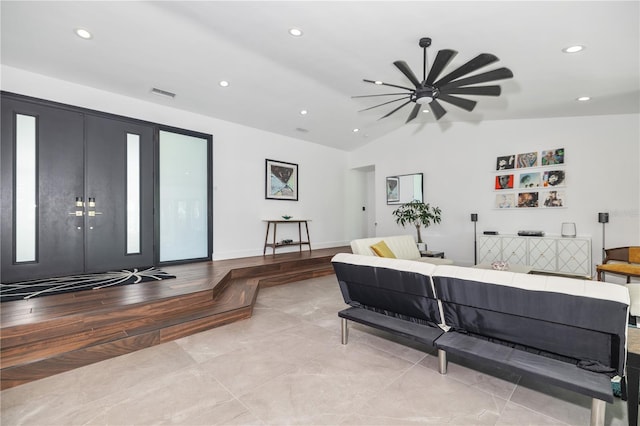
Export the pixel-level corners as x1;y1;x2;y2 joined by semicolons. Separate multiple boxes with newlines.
263;219;311;255
478;234;592;278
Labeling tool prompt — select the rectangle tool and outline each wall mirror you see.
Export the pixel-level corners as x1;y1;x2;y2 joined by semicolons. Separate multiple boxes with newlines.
386;173;423;205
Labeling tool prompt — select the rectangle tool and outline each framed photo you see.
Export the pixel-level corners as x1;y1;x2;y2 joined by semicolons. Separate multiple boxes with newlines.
495;174;514;190
265;159;298;201
542;169;565;187
518;172;542;188
541;190;566;208
495;193;516;208
517;152;538;168
386;176;400;203
517;191;539;208
541;148;565;165
496;155;516;170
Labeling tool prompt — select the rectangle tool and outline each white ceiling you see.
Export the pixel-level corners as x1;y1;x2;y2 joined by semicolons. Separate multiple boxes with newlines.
1;1;639;151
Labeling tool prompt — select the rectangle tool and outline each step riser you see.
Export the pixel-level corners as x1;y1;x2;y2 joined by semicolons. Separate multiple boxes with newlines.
0;259;335;390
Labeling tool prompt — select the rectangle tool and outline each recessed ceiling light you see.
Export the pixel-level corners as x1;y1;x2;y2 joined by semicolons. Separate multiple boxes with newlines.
289;28;303;37
374;81;383;85
352;128;360;133
422;109;429;113
300;110;308;115
576;96;591;102
563;45;584;53
74;28;92;39
219;80;229;87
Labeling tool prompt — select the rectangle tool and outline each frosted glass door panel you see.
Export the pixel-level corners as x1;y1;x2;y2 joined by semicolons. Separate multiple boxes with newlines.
159;131;208;261
126;134;141;254
14;114;37;262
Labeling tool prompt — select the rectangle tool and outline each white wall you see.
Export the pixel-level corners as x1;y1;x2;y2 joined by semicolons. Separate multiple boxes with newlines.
349;113;640;280
1;66;349;259
4;65;638;278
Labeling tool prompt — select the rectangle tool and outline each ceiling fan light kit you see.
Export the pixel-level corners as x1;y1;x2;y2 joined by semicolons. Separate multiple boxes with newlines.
355;37;514;122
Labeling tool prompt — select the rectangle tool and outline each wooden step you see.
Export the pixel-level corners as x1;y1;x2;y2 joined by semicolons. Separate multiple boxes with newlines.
0;247;347;389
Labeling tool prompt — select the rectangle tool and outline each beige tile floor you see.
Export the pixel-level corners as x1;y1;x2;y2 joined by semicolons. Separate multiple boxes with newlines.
0;275;630;425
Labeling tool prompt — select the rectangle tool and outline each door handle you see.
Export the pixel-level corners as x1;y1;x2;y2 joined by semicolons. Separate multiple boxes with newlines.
69;196;84;215
87;197;102;216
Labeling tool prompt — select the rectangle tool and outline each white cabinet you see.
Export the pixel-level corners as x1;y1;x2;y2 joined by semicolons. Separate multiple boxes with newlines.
478;235;502;264
478;235;591;277
528;238;557;273
501;237;528;265
557;238;592;276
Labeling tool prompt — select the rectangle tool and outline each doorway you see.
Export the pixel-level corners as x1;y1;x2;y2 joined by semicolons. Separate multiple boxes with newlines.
1;96;154;282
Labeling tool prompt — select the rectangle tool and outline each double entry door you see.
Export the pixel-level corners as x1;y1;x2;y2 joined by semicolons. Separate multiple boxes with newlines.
1;96;154;283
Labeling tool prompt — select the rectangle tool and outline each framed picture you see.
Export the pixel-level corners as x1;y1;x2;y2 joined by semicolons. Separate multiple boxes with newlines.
496;155;516;170
517;151;538;168
541;148;565;165
495;174;514;190
541;190;566;208
265;159;298;201
542;169;565;187
386;176;400;203
518;172;542;188
495;193;516;208
517;191;539;208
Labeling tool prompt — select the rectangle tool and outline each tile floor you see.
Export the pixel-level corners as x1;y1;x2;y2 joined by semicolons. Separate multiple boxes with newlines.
0;275;630;425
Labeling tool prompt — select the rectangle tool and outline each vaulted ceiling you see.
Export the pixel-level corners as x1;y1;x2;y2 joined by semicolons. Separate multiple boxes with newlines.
2;1;638;151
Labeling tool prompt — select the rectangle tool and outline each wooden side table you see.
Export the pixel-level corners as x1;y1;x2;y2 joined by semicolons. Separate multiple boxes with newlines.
263;219;311;255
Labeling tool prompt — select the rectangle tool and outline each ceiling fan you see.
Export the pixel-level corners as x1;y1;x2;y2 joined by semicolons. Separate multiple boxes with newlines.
354;37;514;121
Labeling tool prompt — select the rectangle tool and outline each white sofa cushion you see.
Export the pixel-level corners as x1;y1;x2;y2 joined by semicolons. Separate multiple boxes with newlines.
350;235;454;265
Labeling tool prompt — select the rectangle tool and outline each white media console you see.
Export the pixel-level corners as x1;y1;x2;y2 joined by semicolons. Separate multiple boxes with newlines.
478;234;592;278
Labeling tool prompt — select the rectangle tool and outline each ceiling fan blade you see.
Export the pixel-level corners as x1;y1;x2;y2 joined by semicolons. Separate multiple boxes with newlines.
363;79;414;91
438;68;514;90
357;97;411;112
393;61;421;88
425;49;457;85
379;100;412;119
440;85;502;96
437;94;477;112
352;92;414;99
429;99;447;120
434;53;499;86
406;103;422;123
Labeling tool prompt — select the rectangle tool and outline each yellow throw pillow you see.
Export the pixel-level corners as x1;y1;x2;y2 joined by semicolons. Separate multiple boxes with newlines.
370;240;396;258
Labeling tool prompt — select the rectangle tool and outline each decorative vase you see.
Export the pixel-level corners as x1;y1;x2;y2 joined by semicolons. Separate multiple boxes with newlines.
561;222;576;238
417;242;427;252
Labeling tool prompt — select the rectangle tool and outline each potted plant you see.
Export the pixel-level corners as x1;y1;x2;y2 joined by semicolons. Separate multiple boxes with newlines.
392;200;442;249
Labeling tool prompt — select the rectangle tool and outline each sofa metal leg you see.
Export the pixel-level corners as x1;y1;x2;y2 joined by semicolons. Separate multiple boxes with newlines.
438;349;447;374
589;398;605;426
341;318;348;345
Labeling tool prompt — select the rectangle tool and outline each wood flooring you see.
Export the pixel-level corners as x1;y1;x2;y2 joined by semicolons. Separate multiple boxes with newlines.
0;247;349;390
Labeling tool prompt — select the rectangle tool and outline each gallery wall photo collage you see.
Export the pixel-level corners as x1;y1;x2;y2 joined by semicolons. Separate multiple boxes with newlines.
494;148;565;209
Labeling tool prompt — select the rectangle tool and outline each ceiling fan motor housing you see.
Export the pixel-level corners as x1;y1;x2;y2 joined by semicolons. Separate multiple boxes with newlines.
413;87;438;104
419;37;432;48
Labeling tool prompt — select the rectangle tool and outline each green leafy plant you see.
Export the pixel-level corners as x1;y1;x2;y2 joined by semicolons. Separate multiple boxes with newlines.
392;200;442;244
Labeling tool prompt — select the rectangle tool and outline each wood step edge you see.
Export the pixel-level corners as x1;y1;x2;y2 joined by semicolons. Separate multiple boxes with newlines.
1;278;260;369
1;300;255;390
258;265;335;288
229;255;337;279
0;267;237;342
